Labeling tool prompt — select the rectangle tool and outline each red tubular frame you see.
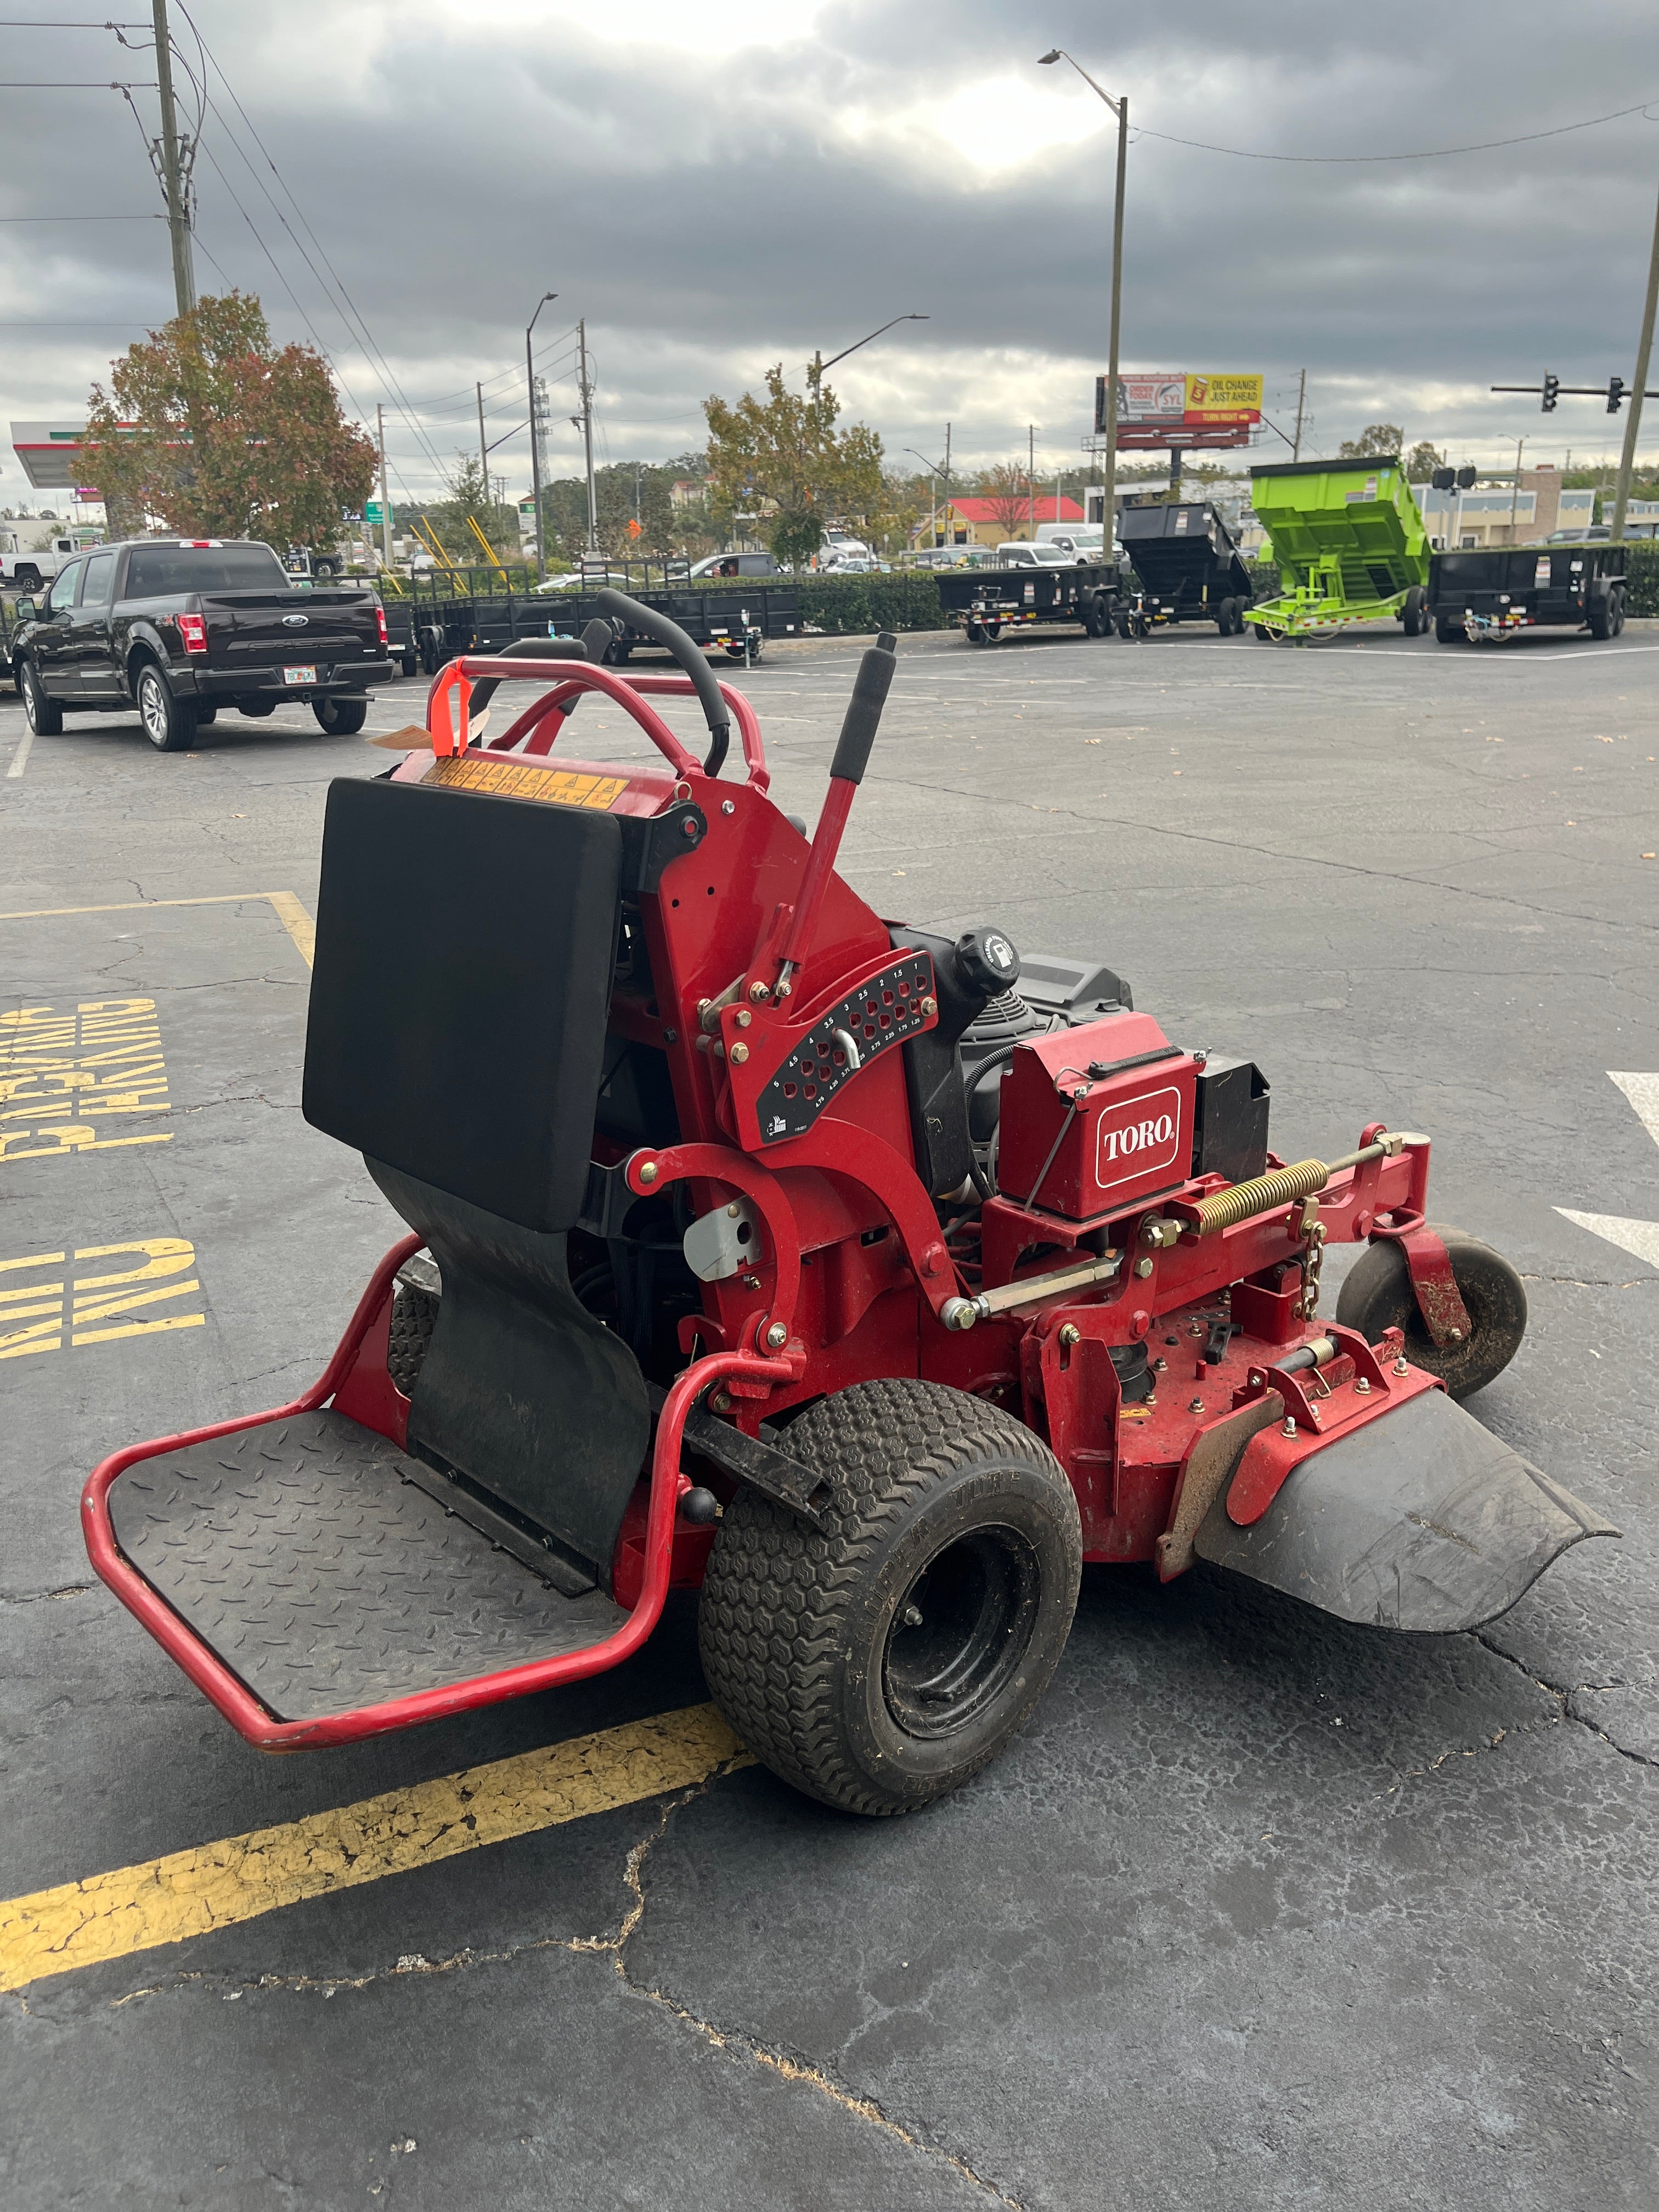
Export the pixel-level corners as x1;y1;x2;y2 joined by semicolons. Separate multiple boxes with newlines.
80;1235;792;1751
427;658;770;791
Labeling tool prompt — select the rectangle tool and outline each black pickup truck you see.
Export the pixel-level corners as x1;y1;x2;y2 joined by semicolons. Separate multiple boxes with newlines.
10;537;392;752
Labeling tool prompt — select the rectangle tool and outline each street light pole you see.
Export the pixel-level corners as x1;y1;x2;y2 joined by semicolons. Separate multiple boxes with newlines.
1039;50;1126;548
526;291;557;583
1611;179;1659;543
808;314;929;393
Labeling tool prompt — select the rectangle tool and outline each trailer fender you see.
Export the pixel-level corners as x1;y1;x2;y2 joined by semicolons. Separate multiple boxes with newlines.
1193;1387;1617;1633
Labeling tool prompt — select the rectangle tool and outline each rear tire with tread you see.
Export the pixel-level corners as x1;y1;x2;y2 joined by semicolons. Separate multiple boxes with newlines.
136;660;196;752
312;695;368;735
698;1378;1082;1817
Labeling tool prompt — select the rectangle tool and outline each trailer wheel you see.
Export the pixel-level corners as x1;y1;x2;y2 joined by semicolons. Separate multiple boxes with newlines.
964;622;988;645
1434;617;1465;644
698;1378;1082;1816
1114;609;1133;640
1401;585;1428;636
1216;596;1238;635
1081;593;1105;637
1335;1227;1527;1402
1588;585;1625;641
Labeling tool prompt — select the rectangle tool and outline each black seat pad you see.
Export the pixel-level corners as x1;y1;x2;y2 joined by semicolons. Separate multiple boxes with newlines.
303;775;650;1584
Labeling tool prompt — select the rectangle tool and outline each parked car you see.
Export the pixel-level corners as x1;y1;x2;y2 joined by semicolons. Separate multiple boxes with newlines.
9;536;392;752
994;542;1077;568
688;551;780;578
1;524;103;591
1035;526;1115;563
533;568;635;594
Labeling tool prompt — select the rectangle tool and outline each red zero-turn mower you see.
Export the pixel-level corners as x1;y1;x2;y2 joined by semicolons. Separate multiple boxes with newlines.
83;595;1617;1814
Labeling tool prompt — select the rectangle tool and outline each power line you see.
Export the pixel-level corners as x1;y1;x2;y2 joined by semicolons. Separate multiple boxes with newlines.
1134;96;1658;164
0;211;162;219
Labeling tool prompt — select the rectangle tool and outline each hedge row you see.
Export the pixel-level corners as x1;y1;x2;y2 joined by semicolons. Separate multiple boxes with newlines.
792;572;955;634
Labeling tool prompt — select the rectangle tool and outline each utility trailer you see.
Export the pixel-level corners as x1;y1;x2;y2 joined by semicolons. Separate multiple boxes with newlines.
1245;457;1432;643
1428;543;1628;644
410;565;800;674
936;559;1119;645
1115;500;1254;637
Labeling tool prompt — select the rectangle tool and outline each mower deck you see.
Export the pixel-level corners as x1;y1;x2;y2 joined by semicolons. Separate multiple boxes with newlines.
107;1410;624;1724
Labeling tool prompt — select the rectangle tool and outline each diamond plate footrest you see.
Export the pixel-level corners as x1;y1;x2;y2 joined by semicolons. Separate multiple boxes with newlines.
108;1409;625;1724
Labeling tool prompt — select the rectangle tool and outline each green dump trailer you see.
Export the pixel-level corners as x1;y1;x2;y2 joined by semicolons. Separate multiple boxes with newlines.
1245;457;1431;642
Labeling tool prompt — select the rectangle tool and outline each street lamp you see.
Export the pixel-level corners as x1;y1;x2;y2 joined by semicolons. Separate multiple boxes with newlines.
809;314;929;393
1038;48;1127;545
526;290;557;583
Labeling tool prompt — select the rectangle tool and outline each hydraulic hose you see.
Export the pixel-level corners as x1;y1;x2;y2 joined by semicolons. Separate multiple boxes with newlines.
596;587;732;775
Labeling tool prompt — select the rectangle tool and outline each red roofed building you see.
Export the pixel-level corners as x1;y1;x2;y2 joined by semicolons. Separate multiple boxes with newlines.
916;492;1086;549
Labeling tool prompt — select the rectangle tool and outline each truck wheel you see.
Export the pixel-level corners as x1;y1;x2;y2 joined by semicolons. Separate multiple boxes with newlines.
1402;585;1428;636
312;696;368;735
1335;1227;1527;1402
136;661;197;753
18;659;63;737
697;1378;1082;1816
14;564;41;590
1434;616;1465;644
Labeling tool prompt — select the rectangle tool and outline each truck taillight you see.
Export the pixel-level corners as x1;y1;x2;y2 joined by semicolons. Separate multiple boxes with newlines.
376;606;388;647
177;613;207;655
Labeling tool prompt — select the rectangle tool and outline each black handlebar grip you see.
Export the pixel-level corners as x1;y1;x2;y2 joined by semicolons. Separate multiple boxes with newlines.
594;586;732;775
828;633;898;786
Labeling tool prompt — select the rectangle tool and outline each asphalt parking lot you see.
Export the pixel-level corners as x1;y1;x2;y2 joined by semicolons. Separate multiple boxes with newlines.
2;617;1656;2209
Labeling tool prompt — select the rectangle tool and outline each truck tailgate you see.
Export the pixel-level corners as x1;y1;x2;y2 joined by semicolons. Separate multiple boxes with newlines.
202;589;380;670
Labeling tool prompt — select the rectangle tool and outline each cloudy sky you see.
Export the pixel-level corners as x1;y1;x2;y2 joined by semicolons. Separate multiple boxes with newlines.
3;0;1659;511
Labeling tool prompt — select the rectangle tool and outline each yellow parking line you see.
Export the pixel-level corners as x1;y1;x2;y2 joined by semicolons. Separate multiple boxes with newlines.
0;1702;747;1994
0;893;315;969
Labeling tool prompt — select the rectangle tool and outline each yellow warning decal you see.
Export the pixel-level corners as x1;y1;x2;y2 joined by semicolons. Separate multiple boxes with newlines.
425;755;629;810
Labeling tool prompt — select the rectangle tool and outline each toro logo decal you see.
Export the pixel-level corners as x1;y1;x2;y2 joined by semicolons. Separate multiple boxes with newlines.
1096;1084;1182;1193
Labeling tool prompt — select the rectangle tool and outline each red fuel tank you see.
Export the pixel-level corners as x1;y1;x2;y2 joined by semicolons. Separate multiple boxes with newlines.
996;1013;1199;1220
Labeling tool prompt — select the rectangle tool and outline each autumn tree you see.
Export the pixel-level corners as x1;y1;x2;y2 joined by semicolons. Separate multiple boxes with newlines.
703;366;884;566
84;292;376;551
1337;422;1406;461
1404;441;1443;481
978;460;1035;539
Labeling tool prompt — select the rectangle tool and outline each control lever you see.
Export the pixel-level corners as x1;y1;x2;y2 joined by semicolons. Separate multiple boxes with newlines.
774;632;897;997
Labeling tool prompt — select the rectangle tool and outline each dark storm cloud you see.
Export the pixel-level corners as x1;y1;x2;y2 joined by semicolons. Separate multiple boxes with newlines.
3;0;1657;499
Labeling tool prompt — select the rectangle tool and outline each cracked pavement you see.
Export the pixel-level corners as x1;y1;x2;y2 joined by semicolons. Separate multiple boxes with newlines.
1;623;1655;2207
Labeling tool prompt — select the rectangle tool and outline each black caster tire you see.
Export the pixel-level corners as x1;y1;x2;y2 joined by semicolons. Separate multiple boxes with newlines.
387;1280;439;1398
964;623;987;646
1435;617;1464;644
698;1379;1082;1817
312;695;369;735
1335;1226;1527;1401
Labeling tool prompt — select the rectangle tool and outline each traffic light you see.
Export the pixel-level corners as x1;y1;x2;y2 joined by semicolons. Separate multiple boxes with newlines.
1431;467;1455;491
1457;466;1476;489
1541;373;1560;412
1608;376;1626;414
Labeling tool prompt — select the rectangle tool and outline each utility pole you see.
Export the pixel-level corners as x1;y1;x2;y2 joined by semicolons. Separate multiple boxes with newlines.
1292;369;1306;463
150;0;195;317
578;319;598;554
1028;425;1035;538
1509;437;1525;540
477;383;490;502
1611;179;1659;541
376;404;392;571
525;290;556;584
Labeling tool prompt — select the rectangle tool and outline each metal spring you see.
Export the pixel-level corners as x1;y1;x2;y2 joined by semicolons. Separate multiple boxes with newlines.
1194;1158;1329;1234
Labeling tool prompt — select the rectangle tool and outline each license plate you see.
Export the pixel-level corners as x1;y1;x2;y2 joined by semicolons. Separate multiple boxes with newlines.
282;664;318;686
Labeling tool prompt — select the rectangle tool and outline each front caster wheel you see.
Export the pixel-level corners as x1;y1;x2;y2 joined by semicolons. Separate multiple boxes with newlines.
1336;1226;1527;1401
698;1379;1081;1816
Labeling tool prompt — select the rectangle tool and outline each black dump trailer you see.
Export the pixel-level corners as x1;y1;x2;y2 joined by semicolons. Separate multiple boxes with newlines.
935;560;1119;645
1427;544;1628;644
1115;500;1254;636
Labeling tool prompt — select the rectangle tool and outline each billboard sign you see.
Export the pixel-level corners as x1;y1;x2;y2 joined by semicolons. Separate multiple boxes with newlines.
1096;373;1263;439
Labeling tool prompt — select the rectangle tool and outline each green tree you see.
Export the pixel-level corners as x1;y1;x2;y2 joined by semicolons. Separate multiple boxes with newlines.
423;454;521;565
1338;422;1406;461
703;366;884;565
84;292;376;550
1404;441;1443;481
